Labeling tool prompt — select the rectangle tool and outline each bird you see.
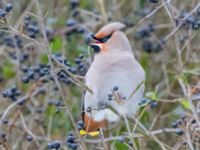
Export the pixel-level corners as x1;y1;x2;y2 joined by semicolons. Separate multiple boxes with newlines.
82;22;145;133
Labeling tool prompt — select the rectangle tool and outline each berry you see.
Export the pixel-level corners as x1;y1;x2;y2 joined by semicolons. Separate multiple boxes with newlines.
2;86;21;101
78;54;84;59
134;8;152;17
128;141;133;147
135;24;154;39
140;98;150;104
66;135;75;143
142;39;161;53
76;27;84;33
74;58;81;64
149;0;159;3
150;101;158;108
47;142;54;149
172;122;178;128
176;128;183;135
0;9;6;18
21;76;29;83
0;132;6;139
17;99;25;106
191;119;196;124
52;141;61;149
108;93;113;101
2;118;8;124
2;91;8;97
55;108;61;113
68;143;78;150
66;18;78;27
5;3;13;12
86;107;92;113
84;33;93;45
113;86;119;91
26;135;33;142
70;0;80;9
77;120;84;130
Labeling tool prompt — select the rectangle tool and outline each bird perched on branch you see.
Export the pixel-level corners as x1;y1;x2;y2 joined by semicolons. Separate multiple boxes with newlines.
82;22;145;133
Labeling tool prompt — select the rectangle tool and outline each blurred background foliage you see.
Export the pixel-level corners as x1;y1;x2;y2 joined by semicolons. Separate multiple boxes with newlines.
0;0;200;149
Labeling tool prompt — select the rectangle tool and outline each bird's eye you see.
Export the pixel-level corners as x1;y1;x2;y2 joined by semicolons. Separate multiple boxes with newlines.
93;33;112;43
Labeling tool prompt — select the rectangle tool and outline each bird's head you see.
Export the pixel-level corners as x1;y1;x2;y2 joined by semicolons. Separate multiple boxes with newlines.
88;22;132;53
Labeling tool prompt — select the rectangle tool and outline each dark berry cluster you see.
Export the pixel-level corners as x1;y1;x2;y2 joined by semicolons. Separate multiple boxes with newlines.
53;53;88;77
74;54;87;75
106;86;128;106
9;50;28;63
107;93;113;101
0;3;13;18
171;114;198;141
65;17;85;39
76;120;84;130
178;10;200;30
24;16;40;39
52;53;75;85
47;140;61;149
134;24;155;39
149;0;159;3
23;15;54;40
57;69;73;85
139;98;158;108
0;29;23;48
2;85;21;101
66;132;78;150
64;0;88;40
19;52;88;87
21;64;51;84
0;132;7;144
107;86;127;102
48;99;64;113
134;24;162;53
142;39;161;53
84;32;94;45
70;0;80;9
134;8;152;17
48;99;64;107
86;106;92;113
107;86;119;101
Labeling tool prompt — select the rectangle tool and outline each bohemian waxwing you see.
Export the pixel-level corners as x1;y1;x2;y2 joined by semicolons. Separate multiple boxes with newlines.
82;22;145;132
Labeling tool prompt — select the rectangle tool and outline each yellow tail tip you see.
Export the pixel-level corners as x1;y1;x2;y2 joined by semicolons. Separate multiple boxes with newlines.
79;129;100;136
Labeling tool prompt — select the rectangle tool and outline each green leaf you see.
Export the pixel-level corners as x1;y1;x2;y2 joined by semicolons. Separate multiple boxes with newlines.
176;74;188;84
139;110;150;127
180;99;191;110
40;54;48;64
115;141;129;150
3;63;15;78
140;53;149;72
140;0;147;8
51;36;62;52
146;91;158;100
147;140;160;149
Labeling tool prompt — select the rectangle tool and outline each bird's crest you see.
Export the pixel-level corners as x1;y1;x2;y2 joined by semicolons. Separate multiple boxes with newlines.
95;22;126;39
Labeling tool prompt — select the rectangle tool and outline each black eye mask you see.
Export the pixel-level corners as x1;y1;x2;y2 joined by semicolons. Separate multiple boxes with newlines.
93;33;112;43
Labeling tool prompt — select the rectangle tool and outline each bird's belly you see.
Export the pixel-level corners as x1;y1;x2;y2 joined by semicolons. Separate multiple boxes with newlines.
95;70;144;117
